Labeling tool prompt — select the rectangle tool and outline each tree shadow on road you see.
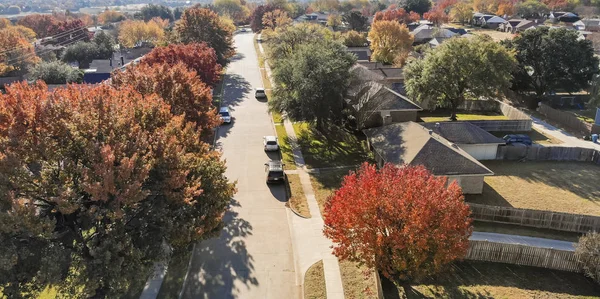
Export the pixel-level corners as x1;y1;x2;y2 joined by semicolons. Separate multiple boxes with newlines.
229;52;246;63
222;74;251;109
180;199;257;299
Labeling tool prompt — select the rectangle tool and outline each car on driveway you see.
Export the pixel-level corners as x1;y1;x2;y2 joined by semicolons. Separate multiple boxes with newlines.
265;160;285;183
255;88;266;99
503;134;532;146
263;135;279;151
219;107;231;124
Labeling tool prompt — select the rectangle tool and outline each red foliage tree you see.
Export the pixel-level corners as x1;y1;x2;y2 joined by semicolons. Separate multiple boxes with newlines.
373;8;420;24
48;19;91;44
424;7;449;26
17;14;59;38
323;163;473;285
0;82;235;297
111;62;221;139
142;43;222;87
250;4;279;32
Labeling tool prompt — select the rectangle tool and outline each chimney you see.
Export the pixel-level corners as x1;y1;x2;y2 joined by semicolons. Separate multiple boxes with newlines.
428;129;433;135
120;56;124;66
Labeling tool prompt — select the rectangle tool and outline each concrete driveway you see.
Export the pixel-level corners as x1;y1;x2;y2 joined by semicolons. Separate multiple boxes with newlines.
179;32;299;299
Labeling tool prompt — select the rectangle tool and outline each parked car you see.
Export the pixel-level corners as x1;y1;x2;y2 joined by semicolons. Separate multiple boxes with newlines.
241;28;247;32
263;135;279;151
503;134;532;146
219;107;231;124
255;88;266;99
265;160;285;183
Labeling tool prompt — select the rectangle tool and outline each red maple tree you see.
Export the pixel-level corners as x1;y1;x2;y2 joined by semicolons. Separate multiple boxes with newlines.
142;43;223;87
323;163;473;285
17;14;59;38
373;8;421;24
424;7;449;26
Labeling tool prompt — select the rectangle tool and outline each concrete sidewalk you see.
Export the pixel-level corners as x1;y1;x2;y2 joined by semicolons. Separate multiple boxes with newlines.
259;34;346;299
531;116;600;150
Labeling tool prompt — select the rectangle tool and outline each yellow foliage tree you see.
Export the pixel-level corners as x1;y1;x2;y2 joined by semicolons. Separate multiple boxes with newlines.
327;14;342;30
262;9;292;31
368;20;413;65
118;19;165;48
98;9;126;24
450;2;474;24
0;18;11;29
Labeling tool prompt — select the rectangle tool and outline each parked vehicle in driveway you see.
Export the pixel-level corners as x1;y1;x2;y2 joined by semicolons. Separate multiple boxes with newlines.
503;134;532;146
263;135;279;151
265;160;285;183
255;88;266;99
219;107;231;124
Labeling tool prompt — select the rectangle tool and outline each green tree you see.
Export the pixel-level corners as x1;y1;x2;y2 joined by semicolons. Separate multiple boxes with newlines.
28;61;82;84
138;4;174;21
515;0;549;18
342;11;368;31
93;31;115;59
404;0;431;14
404;36;516;120
271;39;356;130
0;82;235;298
176;7;235;66
62;41;98;69
343;30;368;47
265;23;342;64
503;27;599;97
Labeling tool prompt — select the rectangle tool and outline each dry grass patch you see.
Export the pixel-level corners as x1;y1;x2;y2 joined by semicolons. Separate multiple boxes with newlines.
339;261;378;299
382;261;600;299
466;161;600;216
471;28;516;42
304;260;327;299
286;174;310;218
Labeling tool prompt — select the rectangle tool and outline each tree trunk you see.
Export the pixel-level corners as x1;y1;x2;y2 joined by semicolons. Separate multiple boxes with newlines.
450;101;458;121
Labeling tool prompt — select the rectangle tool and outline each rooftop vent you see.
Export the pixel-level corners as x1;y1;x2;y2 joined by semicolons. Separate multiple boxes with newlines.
435;122;441;128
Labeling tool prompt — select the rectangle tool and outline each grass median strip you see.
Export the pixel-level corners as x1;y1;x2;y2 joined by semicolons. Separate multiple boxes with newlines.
156;252;192;299
286;174;310;218
275;125;296;170
304;260;327;299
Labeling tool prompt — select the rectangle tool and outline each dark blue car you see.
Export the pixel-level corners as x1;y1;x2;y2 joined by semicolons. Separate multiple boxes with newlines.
503;134;533;146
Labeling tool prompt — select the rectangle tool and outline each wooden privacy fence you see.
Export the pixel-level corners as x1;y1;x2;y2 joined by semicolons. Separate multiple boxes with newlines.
469;120;532;131
466;240;581;272
469;203;600;233
496;145;600;163
539;103;593;135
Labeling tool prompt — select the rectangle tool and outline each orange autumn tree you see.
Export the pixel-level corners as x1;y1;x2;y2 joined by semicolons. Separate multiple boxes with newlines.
141;42;223;86
0;82;235;297
373;7;420;24
324;163;473;285
424;6;449;26
111;62;221;139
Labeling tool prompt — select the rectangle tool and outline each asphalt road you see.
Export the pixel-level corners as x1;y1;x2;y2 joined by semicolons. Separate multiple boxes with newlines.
179;32;299;299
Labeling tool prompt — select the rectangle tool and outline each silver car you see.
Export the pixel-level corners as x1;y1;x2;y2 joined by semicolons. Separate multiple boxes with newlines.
255;88;266;99
263;135;279;151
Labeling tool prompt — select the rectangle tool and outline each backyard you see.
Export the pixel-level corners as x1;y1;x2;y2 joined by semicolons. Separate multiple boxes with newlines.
419;111;508;123
490;129;563;145
382;261;600;299
466;161;600;216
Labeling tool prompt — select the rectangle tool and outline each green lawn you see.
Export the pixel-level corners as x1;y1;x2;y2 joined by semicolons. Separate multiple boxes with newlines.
309;169;350;216
275;124;296;170
293;122;373;169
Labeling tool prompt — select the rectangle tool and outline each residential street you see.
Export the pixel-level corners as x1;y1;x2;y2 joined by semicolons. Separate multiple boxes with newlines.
179;31;299;299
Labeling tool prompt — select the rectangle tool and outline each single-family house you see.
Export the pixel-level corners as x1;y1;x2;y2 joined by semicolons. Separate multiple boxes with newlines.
421;122;504;160
474;13;496;26
574;19;600;32
346;81;422;128
346;47;371;61
351;63;404;86
85;47;152;83
481;16;506;29
363;122;494;194
412;25;459;44
500;19;539;33
294;12;329;25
